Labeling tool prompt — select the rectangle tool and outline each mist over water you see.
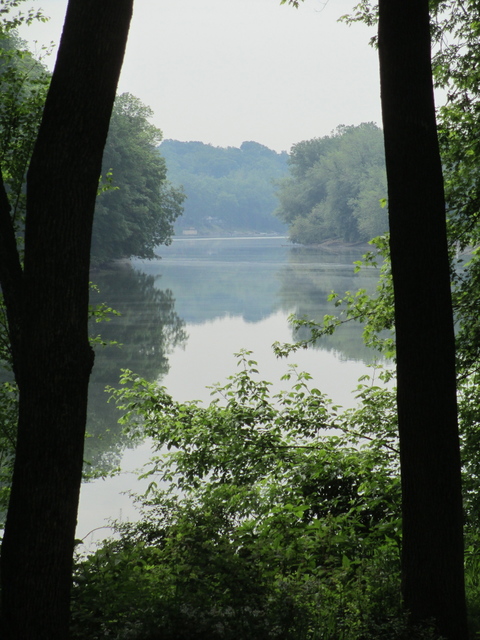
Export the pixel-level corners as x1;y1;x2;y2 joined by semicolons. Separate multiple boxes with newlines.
78;236;383;544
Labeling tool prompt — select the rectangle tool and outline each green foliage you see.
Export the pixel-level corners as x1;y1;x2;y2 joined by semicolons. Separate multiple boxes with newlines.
0;381;17;521
432;1;480;256
0;1;46;33
0;31;50;227
0;21;50;526
71;353;448;639
0;30;183;267
91;94;185;264
70;352;423;640
275;123;388;245
70;5;480;636
109;352;399;486
159;140;288;234
274;235;395;359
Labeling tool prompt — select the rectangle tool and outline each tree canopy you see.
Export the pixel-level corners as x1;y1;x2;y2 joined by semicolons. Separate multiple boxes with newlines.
160;139;288;234
0;30;49;231
0;33;183;268
275;123;387;245
92;94;184;265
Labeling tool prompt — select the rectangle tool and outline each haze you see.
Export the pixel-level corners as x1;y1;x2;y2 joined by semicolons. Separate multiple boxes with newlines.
19;0;381;152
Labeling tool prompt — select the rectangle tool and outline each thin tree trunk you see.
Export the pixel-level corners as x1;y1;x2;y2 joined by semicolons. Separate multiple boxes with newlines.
0;1;133;638
378;0;467;637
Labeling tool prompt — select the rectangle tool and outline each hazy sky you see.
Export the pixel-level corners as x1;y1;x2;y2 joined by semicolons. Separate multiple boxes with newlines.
19;0;381;152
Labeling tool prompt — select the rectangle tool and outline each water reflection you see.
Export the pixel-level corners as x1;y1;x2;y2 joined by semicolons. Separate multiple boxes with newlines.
139;237;290;324
138;238;381;362
85;239;383;471
85;265;187;472
278;244;381;362
77;238;384;540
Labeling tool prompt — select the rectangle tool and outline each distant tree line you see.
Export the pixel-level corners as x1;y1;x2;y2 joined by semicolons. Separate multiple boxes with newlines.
275;123;388;245
160;139;288;234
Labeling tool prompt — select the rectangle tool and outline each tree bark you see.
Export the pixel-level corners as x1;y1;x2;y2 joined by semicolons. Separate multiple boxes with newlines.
0;1;133;638
378;1;468;637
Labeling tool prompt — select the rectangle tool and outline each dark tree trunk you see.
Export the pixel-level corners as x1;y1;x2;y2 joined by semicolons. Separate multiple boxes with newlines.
378;1;468;637
0;1;133;638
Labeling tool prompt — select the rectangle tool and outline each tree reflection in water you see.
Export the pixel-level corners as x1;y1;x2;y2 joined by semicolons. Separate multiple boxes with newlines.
85;264;187;474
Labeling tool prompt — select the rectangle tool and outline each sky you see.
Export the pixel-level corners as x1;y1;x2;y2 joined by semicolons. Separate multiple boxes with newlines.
18;0;381;153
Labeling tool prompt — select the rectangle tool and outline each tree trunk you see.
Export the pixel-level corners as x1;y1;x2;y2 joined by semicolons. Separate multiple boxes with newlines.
378;1;468;637
0;1;133;638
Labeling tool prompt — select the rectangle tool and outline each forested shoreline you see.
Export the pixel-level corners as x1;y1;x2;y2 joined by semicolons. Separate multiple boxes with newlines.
160;139;288;236
2;0;480;638
274;123;388;245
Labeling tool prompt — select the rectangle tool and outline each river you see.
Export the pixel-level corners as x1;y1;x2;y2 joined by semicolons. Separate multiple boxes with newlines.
77;236;384;546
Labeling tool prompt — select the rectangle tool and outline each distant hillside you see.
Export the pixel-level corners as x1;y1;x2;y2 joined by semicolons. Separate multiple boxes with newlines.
159;140;288;235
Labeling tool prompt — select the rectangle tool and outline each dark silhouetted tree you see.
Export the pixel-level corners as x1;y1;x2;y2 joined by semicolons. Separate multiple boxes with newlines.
378;0;467;637
0;1;133;638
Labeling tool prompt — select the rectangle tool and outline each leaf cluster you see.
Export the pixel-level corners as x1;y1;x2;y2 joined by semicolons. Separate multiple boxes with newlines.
109;350;398;489
0;31;50;228
91;93;185;265
0;0;46;33
274;123;388;245
70;351;414;639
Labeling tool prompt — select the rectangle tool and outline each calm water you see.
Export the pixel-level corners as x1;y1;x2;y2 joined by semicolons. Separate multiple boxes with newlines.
77;237;383;545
